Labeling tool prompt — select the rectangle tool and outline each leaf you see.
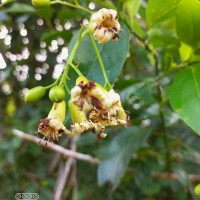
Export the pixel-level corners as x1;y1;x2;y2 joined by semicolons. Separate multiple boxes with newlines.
179;43;193;62
119;81;155;105
123;0;142;29
168;64;200;134
68;22;130;86
149;34;179;49
5;3;36;13
175;0;200;48
4;3;52;19
58;8;88;24
96;126;151;188
35;6;53;19
146;0;180;27
42;30;72;46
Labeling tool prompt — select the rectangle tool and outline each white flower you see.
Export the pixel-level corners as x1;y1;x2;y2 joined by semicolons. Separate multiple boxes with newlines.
89;8;121;44
36;101;70;141
37;118;70;141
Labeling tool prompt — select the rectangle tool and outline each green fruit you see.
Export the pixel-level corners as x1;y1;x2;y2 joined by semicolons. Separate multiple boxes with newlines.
176;0;200;48
194;184;200;195
25;86;46;103
49;86;66;103
32;0;50;7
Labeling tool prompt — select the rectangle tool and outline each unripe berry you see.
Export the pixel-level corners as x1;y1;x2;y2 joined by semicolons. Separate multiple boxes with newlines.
25;86;46;103
49;86;66;103
32;0;50;7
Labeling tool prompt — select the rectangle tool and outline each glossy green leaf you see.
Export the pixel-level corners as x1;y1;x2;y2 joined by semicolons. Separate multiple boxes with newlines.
146;0;180;27
179;43;193;62
68;22;130;85
168;64;200;134
175;0;200;48
96;126;151;188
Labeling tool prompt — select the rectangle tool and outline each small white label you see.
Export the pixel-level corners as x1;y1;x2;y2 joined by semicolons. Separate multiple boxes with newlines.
15;193;39;200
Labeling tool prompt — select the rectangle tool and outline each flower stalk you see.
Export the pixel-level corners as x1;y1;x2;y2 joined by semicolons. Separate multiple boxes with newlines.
50;0;92;14
88;32;112;90
58;28;88;87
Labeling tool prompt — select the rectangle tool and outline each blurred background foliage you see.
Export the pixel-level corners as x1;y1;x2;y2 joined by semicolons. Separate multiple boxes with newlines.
1;0;200;199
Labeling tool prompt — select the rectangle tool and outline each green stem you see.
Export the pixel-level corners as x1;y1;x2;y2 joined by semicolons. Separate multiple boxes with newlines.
58;28;88;87
133;29;171;172
51;0;92;14
64;84;70;95
45;18;54;31
69;63;83;76
88;32;112;90
152;45;171;173
44;74;62;90
74;0;80;6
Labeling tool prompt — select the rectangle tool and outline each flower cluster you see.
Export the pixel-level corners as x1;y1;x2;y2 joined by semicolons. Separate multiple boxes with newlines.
33;7;127;141
36;77;129;141
89;8;121;44
69;76;129;139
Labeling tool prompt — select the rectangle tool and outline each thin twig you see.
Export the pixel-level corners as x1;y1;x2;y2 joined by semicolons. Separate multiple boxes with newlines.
13;129;200;183
133;31;171;172
54;137;78;200
152;172;200;182
47;138;69;175
12;129;100;164
71;159;78;200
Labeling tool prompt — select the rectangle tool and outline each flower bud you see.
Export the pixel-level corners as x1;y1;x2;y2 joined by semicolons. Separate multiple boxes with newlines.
68;100;87;124
68;100;96;135
48;100;66;123
25;86;46;103
32;0;50;7
49;86;66;103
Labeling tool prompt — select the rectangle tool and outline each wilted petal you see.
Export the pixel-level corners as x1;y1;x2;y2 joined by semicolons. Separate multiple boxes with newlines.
89;8;121;44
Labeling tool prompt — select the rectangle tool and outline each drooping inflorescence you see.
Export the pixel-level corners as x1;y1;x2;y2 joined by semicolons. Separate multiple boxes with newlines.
24;7;128;142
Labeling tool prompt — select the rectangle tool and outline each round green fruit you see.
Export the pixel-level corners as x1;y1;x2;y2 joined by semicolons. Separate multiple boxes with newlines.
25;86;46;103
32;0;50;7
194;184;200;195
49;86;66;103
